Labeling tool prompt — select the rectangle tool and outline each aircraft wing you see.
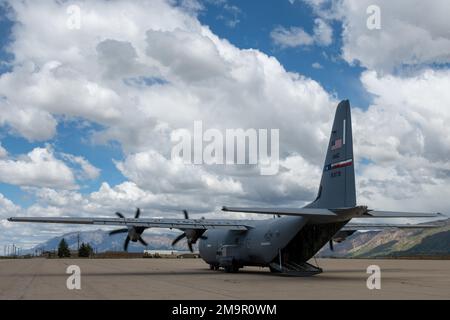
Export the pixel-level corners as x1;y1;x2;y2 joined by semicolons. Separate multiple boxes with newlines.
7;216;251;230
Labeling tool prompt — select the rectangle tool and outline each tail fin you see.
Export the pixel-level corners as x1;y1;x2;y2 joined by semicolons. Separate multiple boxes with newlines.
307;100;356;209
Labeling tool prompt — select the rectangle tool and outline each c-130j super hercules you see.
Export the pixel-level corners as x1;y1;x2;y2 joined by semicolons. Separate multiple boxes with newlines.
9;100;443;276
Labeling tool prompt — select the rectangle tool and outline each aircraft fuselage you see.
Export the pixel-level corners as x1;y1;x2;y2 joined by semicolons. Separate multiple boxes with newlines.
198;216;307;269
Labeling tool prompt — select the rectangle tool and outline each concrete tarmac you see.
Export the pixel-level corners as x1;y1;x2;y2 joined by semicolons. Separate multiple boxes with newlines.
0;258;449;299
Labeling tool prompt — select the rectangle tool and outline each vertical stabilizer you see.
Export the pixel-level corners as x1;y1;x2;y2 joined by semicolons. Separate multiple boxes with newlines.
307;100;356;209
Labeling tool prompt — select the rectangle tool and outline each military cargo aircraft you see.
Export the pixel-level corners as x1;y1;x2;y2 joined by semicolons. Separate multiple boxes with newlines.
9;100;442;275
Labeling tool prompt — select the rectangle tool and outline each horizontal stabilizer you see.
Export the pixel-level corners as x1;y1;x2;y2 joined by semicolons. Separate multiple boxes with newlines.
221;206;367;223
342;223;444;231
222;206;443;222
362;210;442;218
222;206;337;216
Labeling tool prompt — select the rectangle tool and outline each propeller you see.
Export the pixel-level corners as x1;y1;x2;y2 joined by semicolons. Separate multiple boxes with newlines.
171;210;206;252
108;208;147;251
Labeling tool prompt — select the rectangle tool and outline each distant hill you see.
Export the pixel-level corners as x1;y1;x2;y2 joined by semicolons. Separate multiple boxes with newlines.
24;229;186;255
319;219;450;258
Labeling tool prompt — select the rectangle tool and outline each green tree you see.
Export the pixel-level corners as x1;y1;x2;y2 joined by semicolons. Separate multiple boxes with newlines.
57;238;71;258
78;242;94;257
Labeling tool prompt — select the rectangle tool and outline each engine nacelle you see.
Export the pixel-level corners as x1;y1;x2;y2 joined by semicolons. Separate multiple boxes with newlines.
128;226;146;242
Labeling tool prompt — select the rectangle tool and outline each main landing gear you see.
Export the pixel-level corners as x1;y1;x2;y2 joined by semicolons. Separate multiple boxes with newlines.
209;264;240;273
209;264;220;271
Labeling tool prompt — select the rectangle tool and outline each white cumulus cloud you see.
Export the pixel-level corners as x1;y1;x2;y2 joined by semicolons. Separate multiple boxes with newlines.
324;0;450;72
271;18;333;48
0;147;77;189
353;69;450;212
0;146;101;190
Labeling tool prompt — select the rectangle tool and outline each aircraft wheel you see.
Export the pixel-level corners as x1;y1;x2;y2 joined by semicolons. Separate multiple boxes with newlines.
209;264;219;271
269;266;281;273
224;265;239;273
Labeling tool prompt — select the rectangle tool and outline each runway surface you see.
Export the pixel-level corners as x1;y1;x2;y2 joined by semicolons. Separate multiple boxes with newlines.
0;258;449;299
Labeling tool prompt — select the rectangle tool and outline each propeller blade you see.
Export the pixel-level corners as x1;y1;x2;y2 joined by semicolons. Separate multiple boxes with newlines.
188;241;193;253
116;212;125;219
329;240;334;251
124;236;130;251
109;228;128;236
183;210;189;220
135;208;141;219
138;236;148;246
172;233;186;246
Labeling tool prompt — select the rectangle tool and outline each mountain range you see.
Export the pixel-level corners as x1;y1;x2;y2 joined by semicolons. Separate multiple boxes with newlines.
319;218;450;258
24;229;187;254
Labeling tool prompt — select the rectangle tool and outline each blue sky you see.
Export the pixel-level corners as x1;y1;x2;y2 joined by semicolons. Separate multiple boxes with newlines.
198;0;371;107
0;0;370;208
